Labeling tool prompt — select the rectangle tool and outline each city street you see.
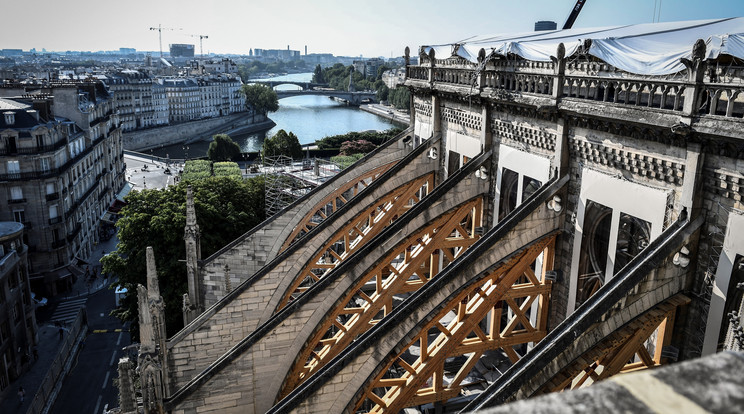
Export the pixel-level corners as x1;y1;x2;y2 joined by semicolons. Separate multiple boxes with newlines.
50;286;131;414
125;152;179;191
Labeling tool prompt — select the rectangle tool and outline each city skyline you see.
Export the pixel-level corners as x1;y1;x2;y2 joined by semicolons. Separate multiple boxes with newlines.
2;0;744;58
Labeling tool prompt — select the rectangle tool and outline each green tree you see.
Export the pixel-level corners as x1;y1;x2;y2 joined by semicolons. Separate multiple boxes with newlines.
377;84;389;102
207;134;241;161
340;140;375;156
388;86;411;110
102;177;266;340
312;64;325;83
316;128;402;150
240;84;279;115
262;129;303;160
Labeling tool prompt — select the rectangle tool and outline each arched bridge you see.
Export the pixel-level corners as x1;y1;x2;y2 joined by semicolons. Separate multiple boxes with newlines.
274;89;377;105
253;80;328;90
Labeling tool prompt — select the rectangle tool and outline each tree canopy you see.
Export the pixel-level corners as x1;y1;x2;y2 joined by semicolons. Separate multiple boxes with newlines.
316;128;402;150
262;129;303;160
102;177;266;339
340;139;375;156
207;134;242;161
240;84;279;115
313;64;325;84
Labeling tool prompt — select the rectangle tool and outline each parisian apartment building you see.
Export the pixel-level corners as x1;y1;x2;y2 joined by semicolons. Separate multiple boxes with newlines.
0;80;125;296
102;70;245;131
0;221;37;392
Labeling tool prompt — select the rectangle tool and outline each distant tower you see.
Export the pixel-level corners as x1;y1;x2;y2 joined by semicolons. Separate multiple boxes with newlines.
183;186;202;325
250;48;253;57
305;45;307;56
535;20;557;31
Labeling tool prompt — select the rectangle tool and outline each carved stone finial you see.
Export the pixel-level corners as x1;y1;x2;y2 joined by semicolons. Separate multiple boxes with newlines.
478;48;486;63
582;38;592;53
186;185;196;226
404;46;410;60
419;46;427;62
556;43;566;60
428;48;436;65
182;293;191;312
224;264;231;294
146;246;159;298
692;38;707;61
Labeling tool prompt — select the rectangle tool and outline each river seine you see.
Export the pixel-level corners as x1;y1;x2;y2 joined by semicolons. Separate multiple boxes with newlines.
150;72;402;159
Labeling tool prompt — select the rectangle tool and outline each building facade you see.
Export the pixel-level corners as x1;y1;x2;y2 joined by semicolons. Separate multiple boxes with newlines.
0;81;125;296
0;222;37;392
114;18;744;414
106;70;169;132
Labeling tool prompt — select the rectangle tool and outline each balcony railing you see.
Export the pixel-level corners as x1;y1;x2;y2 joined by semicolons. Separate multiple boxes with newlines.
0;133;106;181
46;192;60;201
67;224;81;242
48;216;63;225
406;57;744;121
8;198;26;204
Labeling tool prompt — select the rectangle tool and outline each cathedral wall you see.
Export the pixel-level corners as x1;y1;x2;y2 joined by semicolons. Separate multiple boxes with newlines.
168;172;489;413
168;143;436;391
199;137;412;307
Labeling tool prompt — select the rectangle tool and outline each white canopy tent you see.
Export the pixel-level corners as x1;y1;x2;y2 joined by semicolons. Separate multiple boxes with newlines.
421;18;744;75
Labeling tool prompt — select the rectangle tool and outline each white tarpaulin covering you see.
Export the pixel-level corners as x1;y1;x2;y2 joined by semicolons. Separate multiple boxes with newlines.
422;18;744;75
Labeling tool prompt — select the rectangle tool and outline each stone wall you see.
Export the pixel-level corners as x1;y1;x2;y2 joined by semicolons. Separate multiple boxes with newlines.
166;134;429;392
166;160;490;413
122;112;269;151
198;132;416;308
283;187;561;414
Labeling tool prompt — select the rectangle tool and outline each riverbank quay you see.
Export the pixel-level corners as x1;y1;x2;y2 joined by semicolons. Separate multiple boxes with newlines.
360;103;410;126
122;113;274;152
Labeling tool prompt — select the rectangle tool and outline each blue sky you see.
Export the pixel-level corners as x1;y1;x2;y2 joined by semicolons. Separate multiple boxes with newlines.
3;0;744;57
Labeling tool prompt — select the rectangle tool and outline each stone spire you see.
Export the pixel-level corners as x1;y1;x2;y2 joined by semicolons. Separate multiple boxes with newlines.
135;246;170;406
146;246;160;299
183;185;203;324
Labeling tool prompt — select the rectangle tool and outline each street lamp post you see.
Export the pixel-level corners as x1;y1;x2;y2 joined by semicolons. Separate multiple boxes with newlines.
182;145;190;161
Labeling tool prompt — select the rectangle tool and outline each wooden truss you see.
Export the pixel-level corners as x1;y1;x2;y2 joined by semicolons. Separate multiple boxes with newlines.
353;233;556;414
277;173;436;311
537;294;690;394
280;197;485;398
280;163;396;252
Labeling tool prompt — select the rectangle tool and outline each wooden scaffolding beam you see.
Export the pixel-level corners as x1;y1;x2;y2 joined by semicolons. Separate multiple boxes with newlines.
280;197;485;398
280;162;396;252
352;233;557;413
276;173;435;311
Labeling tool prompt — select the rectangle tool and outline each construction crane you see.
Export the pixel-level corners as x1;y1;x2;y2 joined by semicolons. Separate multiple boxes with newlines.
562;0;587;30
149;24;182;58
188;34;209;59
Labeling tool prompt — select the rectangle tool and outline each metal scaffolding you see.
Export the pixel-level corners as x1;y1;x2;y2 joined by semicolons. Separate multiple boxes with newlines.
263;156;342;218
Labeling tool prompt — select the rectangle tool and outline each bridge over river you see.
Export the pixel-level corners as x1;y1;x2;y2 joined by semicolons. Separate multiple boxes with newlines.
253;80;377;105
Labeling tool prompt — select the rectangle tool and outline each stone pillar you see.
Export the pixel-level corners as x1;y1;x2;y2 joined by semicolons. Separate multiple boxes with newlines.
224;264;232;295
432;93;445;183
138;246;170;400
183;185;202;324
117;357;137;413
553;117;571;179
723;282;744;352
680;142;705;219
552;43;567;102
680;39;708;118
404;46;410;81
